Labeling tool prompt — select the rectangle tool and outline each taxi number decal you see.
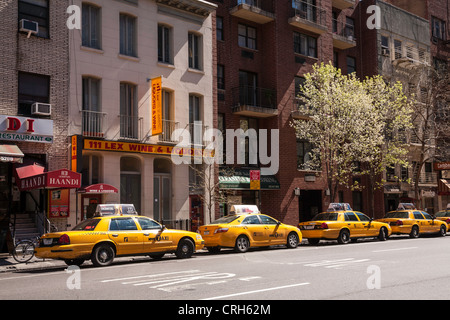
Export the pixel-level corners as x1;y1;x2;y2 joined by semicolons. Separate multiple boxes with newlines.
269;233;284;238
148;235;169;241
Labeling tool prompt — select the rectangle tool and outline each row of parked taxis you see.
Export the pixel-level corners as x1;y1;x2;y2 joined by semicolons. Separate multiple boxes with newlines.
35;203;450;267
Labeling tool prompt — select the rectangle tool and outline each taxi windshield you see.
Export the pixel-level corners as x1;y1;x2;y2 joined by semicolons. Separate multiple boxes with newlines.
312;213;339;221
211;215;240;224
72;219;101;231
435;211;450;217
384;211;410;218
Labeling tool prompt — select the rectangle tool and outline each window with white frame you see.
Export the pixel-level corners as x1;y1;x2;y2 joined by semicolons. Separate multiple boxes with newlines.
120;13;137;57
82;3;101;49
158;24;172;64
188;32;202;70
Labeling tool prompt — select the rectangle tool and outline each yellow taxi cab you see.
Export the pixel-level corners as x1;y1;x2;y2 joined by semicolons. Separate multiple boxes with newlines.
197;205;302;253
35;204;204;267
375;203;448;238
298;203;392;245
434;204;450;231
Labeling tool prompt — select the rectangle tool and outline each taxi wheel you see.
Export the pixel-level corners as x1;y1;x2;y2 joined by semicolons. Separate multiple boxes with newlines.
438;225;446;237
235;235;250;253
91;243;115;267
337;229;350;244
378;227;388;241
286;232;299;248
409;225;419;238
176;239;194;259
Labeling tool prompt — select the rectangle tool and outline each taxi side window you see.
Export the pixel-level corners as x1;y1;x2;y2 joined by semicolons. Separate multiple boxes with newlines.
344;212;359;221
242;215;261;225
413;211;425;219
110;218;138;231
136;217;161;230
421;212;433;220
355;213;370;222
259;215;278;225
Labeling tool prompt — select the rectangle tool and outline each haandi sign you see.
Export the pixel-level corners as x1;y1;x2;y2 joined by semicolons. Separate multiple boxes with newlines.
0;115;54;144
18;169;81;191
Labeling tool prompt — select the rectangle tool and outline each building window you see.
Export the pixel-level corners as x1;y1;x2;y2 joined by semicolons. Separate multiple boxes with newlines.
120;14;137;57
18;72;50;116
346;56;356;74
381;35;390;56
82;77;103;136
82;155;100;186
297;139;314;170
189;95;202;145
217;16;224;41
158;24;172;64
188;33;202;70
217;65;225;90
82;3;101;49
240;117;259;166
238;24;256;50
394;39;402;59
120;83;139;139
18;0;49;38
431;16;446;40
293;32;317;58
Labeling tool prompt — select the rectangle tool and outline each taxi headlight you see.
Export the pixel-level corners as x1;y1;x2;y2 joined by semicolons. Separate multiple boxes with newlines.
196;234;203;241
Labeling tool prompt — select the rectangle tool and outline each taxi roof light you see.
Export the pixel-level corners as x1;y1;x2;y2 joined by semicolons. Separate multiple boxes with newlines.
94;204;139;217
397;203;415;210
229;205;260;215
327;203;352;212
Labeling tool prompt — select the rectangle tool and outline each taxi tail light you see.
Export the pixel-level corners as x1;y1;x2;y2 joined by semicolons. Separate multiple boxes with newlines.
319;223;328;229
446;219;450;224
58;234;70;245
214;228;229;234
396;220;403;226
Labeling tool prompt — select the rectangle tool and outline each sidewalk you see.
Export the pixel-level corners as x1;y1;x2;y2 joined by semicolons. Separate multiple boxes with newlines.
0;252;67;273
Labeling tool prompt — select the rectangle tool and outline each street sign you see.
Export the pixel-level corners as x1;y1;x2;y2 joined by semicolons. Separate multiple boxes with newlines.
250;170;260;190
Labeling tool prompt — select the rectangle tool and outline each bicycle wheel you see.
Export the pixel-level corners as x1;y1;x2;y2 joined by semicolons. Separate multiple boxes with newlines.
13;240;35;263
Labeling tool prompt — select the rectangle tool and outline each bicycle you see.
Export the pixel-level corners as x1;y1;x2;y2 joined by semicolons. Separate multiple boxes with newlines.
12;236;40;263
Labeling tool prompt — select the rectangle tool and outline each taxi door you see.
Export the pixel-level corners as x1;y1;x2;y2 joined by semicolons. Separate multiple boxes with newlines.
344;212;363;237
421;211;438;233
136;217;173;252
355;212;378;236
108;217;144;255
241;215;268;246
413;211;429;233
259;215;287;245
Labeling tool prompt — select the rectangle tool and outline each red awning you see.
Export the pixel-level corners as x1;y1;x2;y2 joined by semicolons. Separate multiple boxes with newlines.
17;169;81;191
438;179;450;196
15;164;45;179
77;183;118;194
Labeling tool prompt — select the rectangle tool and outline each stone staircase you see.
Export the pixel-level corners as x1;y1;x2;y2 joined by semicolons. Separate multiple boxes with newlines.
11;212;40;241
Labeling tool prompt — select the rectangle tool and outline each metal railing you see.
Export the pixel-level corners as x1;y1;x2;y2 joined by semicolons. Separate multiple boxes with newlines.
119;115;143;140
292;0;327;28
232;86;277;110
332;18;355;41
82;110;107;138
159;119;180;144
393;44;430;65
235;0;274;13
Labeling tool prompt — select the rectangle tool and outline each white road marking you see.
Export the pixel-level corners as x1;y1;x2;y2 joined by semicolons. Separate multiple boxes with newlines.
372;247;418;253
303;258;370;269
202;282;310;300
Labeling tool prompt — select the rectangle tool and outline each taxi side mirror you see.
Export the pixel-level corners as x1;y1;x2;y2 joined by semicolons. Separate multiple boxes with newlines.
276;221;281;226
161;225;166;231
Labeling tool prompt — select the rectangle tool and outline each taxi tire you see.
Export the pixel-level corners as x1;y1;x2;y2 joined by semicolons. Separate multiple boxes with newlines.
91;243;115;267
378;227;388;241
64;259;85;267
235;235;250;253
337;229;350;244
409;225;419;238
286;232;299;248
176;238;194;259
438;224;446;237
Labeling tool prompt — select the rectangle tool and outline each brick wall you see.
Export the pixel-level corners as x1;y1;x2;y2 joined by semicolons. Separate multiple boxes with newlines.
0;0;70;170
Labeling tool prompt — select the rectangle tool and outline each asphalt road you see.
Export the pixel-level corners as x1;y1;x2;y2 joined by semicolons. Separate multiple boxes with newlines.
1;234;449;304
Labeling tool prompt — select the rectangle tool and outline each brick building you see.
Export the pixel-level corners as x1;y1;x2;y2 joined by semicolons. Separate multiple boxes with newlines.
0;0;70;252
212;0;379;225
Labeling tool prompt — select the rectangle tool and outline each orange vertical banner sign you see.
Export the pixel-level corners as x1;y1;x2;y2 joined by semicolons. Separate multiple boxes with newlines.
151;76;163;136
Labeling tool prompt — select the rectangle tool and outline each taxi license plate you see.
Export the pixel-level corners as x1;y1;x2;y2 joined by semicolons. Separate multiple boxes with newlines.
304;225;314;230
43;238;53;245
203;231;210;235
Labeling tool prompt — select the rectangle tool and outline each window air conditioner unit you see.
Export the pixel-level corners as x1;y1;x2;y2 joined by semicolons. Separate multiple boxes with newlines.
31;103;52;116
19;19;39;38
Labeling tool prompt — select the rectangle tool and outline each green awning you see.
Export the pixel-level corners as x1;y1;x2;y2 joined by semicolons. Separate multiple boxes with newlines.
219;168;280;190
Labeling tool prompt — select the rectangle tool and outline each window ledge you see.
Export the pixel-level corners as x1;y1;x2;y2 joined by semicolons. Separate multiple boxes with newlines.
81;46;104;54
187;68;205;75
118;53;140;62
157;61;175;69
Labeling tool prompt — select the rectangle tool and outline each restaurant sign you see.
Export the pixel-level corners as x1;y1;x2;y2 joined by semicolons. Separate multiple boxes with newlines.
0;115;53;144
